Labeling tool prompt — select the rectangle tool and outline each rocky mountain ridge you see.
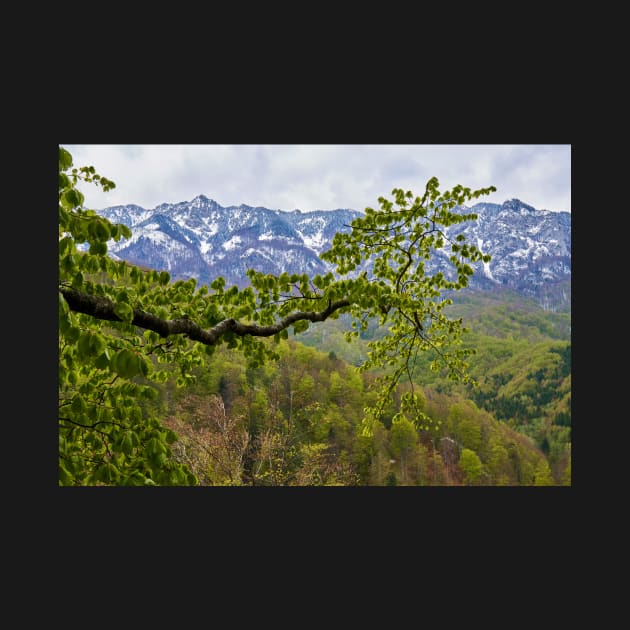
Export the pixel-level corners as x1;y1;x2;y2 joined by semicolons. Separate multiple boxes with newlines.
91;195;571;311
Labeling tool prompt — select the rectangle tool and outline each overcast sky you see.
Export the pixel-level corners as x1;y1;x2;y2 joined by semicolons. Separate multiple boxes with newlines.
62;144;571;214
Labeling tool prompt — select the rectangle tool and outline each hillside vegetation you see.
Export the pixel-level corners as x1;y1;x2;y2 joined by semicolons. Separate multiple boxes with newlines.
59;146;569;486
140;312;569;485
294;287;571;483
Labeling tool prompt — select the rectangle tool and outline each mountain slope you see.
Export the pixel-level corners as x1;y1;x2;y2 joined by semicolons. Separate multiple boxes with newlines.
92;195;571;311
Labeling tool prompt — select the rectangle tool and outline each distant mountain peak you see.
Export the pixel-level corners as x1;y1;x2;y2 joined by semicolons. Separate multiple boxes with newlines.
501;199;538;213
92;197;571;311
190;194;218;208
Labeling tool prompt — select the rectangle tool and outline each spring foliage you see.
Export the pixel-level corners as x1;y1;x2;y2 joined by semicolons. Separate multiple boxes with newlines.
58;146;496;485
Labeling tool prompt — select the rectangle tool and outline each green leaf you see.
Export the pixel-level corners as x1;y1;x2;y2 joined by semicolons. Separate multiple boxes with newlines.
64;325;81;344
114;301;134;323
66;370;78;386
77;332;93;359
63;189;81;208
211;277;225;291
293;320;310;334
97;462;120;484
58;236;74;256
89;241;107;256
59;147;73;171
59;291;70;317
89;333;106;356
120;433;134;455
94;349;111;370
138;355;150;377
95;220;111;241
111;349;141;379
71;394;87;414
59;463;73;486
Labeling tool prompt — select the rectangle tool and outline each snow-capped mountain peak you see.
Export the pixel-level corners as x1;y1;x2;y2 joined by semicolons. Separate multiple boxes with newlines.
91;197;571;311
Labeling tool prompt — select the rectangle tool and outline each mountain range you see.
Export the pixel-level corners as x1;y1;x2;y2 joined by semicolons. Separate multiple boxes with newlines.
90;195;571;311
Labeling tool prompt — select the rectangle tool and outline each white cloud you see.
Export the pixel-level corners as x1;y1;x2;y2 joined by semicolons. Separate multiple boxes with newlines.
62;144;571;213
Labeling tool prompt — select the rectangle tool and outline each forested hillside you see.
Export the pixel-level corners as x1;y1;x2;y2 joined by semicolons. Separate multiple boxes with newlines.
58;146;570;486
137;332;568;485
295;287;571;483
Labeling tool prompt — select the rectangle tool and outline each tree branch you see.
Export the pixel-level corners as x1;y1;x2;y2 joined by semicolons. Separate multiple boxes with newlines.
60;287;351;346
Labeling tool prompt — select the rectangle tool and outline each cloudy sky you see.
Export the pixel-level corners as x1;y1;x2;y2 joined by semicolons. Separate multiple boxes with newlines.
62;144;571;214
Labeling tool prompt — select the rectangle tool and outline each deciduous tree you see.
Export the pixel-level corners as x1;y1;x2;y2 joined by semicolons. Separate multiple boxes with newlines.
459;448;485;485
58;146;495;485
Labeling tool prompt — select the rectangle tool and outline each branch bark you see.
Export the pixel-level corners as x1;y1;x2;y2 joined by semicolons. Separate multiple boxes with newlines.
60;287;351;346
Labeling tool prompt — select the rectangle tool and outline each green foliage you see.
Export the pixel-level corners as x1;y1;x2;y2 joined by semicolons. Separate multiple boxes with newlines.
297;293;571;474
59;147;196;485
459;448;485;484
443;288;571;338
145;338;552;486
390;416;418;458
533;460;555;486
59;146;510;485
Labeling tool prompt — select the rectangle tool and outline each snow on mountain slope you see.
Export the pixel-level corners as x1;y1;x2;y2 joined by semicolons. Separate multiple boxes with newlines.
89;195;571;311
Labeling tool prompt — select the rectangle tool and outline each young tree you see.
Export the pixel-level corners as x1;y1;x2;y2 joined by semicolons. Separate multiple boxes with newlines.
58;146;495;485
533;460;555;486
389;415;419;483
488;441;511;484
459;448;485;485
163;395;249;485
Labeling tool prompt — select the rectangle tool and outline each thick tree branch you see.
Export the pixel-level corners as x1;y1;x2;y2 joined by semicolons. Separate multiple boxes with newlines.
60;287;351;346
